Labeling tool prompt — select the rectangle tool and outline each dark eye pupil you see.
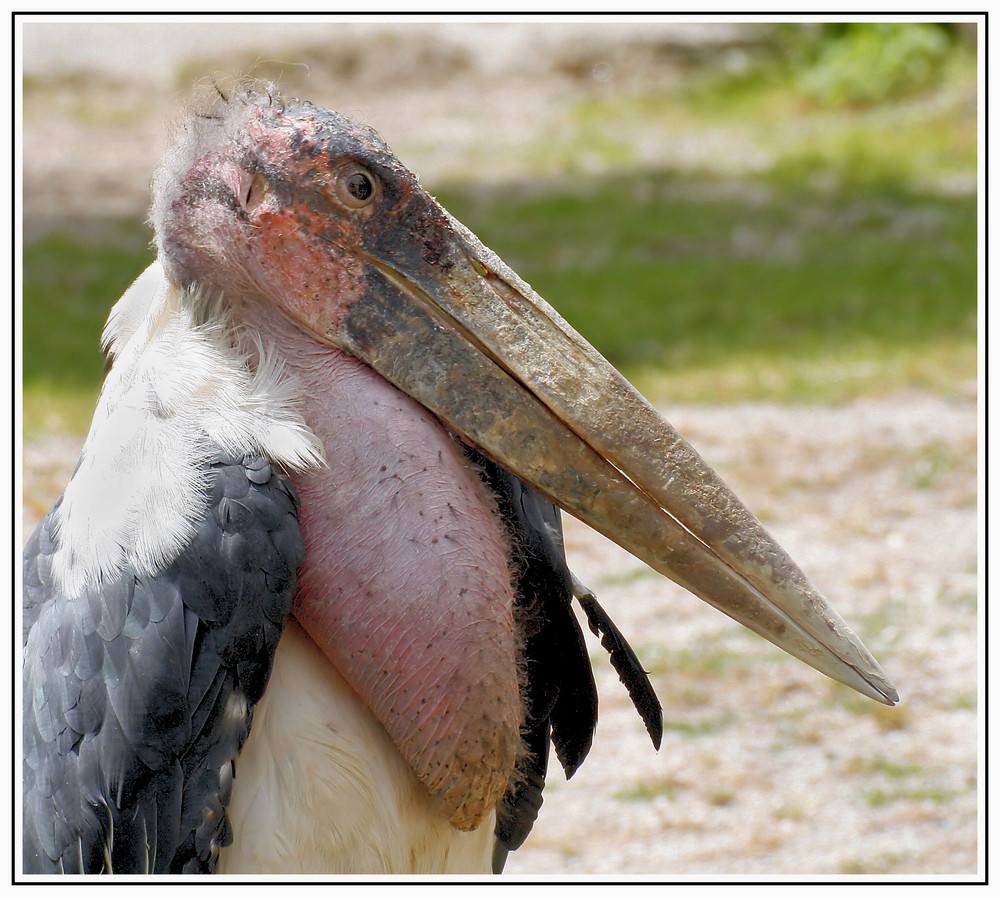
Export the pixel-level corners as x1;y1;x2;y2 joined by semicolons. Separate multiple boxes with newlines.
347;172;373;201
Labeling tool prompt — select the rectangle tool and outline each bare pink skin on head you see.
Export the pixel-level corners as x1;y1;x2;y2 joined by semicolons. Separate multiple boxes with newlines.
157;100;439;333
156;94;522;830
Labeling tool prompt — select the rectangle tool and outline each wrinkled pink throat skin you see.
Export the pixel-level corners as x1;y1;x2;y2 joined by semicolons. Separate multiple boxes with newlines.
288;349;521;831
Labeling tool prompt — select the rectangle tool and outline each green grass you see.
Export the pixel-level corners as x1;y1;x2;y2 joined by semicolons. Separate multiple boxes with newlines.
22;223;155;438
840;852;910;874
21;168;976;435
613;777;682;802
438;172;975;403
864;785;962;808
870;758;926;779
662;715;734;738
636;642;748;679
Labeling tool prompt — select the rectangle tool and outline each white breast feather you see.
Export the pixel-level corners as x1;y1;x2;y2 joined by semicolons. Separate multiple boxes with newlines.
217;621;496;874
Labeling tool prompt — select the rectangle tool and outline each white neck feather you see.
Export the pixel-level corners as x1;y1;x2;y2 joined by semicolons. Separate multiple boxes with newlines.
51;261;325;597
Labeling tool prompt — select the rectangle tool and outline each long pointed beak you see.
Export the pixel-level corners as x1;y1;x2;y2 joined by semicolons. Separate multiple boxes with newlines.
329;211;897;706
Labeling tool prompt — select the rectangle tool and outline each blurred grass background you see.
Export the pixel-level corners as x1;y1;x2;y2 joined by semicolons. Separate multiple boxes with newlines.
21;22;978;438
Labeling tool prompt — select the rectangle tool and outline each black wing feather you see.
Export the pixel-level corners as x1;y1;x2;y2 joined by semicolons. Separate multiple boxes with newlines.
577;591;663;749
22;450;303;874
467;447;662;872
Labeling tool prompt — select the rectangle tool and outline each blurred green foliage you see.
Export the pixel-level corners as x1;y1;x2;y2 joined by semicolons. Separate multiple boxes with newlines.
786;23;964;107
692;23;974;110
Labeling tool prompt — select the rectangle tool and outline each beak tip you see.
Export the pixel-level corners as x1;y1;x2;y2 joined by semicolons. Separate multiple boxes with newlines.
854;667;899;706
879;684;901;707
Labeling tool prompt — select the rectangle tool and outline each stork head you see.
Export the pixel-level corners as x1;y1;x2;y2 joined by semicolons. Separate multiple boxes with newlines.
153;84;896;709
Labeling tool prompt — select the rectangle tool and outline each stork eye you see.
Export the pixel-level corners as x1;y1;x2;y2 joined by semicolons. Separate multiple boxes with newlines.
347;172;373;200
335;166;378;210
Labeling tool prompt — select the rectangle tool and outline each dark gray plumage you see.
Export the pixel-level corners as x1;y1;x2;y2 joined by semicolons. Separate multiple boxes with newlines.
22;450;303;873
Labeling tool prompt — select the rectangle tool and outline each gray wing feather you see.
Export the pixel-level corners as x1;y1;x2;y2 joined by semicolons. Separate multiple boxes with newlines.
22;449;303;874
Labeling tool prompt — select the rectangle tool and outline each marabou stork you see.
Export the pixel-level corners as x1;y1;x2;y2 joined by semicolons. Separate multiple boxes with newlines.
22;85;898;875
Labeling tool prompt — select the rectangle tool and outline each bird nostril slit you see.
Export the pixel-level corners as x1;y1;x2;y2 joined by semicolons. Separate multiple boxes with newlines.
245;173;270;211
